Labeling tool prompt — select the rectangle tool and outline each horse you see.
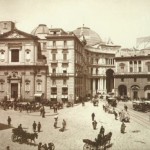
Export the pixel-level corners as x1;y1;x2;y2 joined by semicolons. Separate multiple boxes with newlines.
26;133;38;143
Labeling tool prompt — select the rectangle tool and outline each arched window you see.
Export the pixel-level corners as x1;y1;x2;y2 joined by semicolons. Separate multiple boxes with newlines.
0;79;5;91
25;49;31;61
25;79;30;92
36;79;42;91
0;49;5;61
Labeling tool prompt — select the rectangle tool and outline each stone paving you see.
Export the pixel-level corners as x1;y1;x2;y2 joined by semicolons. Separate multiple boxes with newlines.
0;101;150;150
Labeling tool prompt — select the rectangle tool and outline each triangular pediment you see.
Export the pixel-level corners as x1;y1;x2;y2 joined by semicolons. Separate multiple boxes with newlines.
0;29;38;40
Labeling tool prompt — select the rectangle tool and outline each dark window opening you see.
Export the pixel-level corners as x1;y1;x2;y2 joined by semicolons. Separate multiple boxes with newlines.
11;49;19;62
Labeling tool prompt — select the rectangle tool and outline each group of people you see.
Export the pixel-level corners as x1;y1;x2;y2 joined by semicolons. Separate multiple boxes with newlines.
53;117;67;132
38;142;55;150
33;121;42;132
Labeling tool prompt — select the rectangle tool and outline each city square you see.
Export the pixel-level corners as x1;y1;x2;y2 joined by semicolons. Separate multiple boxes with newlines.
0;0;150;150
0;100;150;150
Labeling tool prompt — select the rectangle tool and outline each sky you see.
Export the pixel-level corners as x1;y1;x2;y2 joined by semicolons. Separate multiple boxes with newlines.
0;0;150;48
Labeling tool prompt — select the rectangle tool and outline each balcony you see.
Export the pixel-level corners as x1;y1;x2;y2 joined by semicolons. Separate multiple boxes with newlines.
50;60;58;65
114;72;150;77
50;73;69;78
62;60;69;64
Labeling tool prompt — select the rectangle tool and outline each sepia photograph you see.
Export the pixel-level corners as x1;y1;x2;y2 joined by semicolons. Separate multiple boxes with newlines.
0;0;150;149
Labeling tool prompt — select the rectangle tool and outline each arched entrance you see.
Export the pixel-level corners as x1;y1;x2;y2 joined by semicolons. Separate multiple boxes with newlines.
106;69;114;93
118;85;127;96
131;85;140;99
144;85;150;99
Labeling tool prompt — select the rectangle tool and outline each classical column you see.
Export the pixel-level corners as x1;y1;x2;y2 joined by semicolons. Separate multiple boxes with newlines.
18;82;21;99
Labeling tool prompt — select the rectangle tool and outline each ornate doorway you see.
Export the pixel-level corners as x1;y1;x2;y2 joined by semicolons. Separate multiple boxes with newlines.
11;83;18;99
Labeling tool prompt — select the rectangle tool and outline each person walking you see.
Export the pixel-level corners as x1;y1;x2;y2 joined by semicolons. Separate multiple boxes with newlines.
124;104;128;111
42;107;45;118
33;121;37;132
6;146;10;150
54;116;58;129
99;126;105;137
113;110;118;120
121;122;126;133
92;120;97;130
91;113;95;121
7;116;11;126
38;122;41;132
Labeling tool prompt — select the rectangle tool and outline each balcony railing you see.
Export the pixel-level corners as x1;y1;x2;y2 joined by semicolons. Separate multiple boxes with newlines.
50;73;69;78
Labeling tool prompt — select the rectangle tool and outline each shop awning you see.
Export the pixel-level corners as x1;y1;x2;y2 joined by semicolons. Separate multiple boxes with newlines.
34;93;42;97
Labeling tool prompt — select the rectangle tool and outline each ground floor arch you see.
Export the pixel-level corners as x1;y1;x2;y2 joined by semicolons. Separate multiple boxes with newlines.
106;69;114;93
118;85;127;96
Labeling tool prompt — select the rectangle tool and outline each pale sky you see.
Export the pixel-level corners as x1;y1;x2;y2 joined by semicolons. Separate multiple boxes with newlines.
0;0;150;48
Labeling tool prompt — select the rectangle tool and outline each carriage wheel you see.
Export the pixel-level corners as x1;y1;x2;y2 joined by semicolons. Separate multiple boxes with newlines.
83;143;91;150
11;134;17;142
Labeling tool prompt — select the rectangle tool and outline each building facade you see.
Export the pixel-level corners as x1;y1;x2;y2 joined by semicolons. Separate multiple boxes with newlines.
0;21;121;102
0;21;47;101
73;26;121;96
114;48;150;99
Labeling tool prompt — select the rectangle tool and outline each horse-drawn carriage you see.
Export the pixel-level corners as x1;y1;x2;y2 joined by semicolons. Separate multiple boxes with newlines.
133;100;150;112
107;97;117;107
11;128;38;144
83;132;112;150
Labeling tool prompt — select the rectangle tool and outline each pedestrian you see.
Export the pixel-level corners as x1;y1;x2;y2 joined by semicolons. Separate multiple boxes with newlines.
124;104;128;111
38;122;41;132
121;122;126;133
92;120;97;130
33;121;37;132
42;107;45;118
6;146;10;150
48;143;55;150
114;110;118;120
59;119;66;132
54;116;58;129
99;126;105;137
91;112;95;121
7;116;11;126
38;142;42;150
42;143;48;150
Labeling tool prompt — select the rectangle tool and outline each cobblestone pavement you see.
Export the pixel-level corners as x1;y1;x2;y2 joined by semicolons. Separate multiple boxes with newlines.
0;101;150;150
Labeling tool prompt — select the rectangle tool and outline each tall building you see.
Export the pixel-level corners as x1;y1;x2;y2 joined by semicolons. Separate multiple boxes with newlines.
73;26;121;95
114;48;150;99
31;24;88;102
0;21;47;101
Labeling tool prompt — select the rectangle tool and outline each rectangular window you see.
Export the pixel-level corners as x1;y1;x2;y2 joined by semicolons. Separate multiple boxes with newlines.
62;87;68;95
138;61;141;64
138;67;141;72
134;78;137;82
63;70;67;74
148;77;150;82
130;61;132;64
53;41;56;47
0;83;4;91
63;79;67;85
64;41;67;47
11;49;19;62
52;68;56;74
130;67;133;72
63;54;67;60
134;61;137;64
51;87;57;94
52;54;56;61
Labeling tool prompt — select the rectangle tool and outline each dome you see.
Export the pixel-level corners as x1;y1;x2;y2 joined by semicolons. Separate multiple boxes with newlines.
31;24;49;36
73;27;102;46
